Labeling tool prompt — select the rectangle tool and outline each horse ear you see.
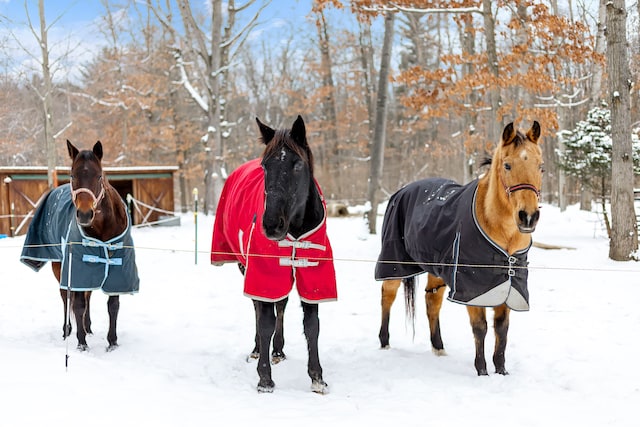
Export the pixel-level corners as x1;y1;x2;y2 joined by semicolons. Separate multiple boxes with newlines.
501;122;516;146
527;121;541;144
290;115;306;146
93;141;103;160
67;140;79;160
256;117;275;144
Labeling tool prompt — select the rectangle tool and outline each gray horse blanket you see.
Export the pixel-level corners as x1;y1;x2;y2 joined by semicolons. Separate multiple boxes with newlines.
20;184;139;295
375;178;530;311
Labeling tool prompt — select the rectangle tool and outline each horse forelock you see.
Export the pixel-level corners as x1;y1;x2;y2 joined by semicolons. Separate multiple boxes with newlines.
262;128;314;175
72;149;102;171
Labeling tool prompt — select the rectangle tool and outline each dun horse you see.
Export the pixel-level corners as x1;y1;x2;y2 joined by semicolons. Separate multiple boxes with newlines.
375;121;543;375
211;116;337;393
21;141;139;351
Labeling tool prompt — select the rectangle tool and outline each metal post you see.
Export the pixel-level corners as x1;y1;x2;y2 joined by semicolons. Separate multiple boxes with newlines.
65;253;72;370
193;188;198;265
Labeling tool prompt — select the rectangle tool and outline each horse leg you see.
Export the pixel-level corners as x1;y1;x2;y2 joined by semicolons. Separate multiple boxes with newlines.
249;300;260;360
302;301;327;394
84;291;93;335
492;304;510;375
106;295;120;351
467;306;488;376
272;297;288;363
425;275;446;356
72;291;89;351
53;262;72;338
249;298;287;363
254;300;276;393
379;279;401;348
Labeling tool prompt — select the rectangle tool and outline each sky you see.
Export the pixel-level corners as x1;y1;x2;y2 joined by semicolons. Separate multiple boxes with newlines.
0;0;319;81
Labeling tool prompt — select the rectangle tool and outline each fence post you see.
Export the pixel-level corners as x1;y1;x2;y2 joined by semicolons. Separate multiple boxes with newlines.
193;188;198;265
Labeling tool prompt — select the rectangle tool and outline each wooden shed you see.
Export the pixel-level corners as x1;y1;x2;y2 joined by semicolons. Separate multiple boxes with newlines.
0;166;178;237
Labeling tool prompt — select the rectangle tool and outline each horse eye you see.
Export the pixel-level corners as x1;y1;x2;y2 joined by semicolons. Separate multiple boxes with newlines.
540;164;545;173
293;161;304;173
504;163;511;171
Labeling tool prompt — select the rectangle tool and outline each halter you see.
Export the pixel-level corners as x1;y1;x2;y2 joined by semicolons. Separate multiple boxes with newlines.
503;181;541;199
70;176;105;210
500;174;541;199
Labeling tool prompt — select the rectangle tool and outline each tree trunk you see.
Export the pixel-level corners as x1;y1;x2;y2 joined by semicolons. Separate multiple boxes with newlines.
481;0;501;144
39;0;57;188
589;0;607;108
316;9;340;196
367;11;394;234
606;0;638;260
358;19;375;137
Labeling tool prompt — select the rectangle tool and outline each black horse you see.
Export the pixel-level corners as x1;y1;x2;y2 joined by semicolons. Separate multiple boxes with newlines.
211;115;337;393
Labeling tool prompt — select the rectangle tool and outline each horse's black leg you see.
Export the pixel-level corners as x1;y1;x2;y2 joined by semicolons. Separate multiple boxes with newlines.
272;297;288;363
72;291;89;351
492;305;510;375
255;300;276;393
467;306;488;375
249;300;260;360
84;292;93;335
54;263;72;339
302;301;327;394
379;279;401;348
60;289;73;339
106;295;120;351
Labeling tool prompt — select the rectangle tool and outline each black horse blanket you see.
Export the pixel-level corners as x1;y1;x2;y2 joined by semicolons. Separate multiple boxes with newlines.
20;184;140;295
375;178;530;311
211;159;337;303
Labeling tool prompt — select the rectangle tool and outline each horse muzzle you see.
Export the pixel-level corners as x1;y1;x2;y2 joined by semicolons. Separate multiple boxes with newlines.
517;209;539;233
76;209;95;227
262;214;288;241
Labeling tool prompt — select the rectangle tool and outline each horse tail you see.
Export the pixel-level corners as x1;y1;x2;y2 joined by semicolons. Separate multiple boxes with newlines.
403;276;416;341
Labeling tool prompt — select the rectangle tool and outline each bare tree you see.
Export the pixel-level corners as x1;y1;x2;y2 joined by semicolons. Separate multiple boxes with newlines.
366;11;395;234
314;6;340;191
36;0;56;188
606;0;638;260
150;0;269;214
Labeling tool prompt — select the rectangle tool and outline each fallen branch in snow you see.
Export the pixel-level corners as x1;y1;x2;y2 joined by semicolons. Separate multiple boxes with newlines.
532;241;576;250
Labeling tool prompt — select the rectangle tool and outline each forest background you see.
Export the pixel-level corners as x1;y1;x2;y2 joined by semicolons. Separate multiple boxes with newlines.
1;0;639;220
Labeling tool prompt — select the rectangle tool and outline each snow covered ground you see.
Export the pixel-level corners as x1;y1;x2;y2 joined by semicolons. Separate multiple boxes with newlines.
1;203;638;426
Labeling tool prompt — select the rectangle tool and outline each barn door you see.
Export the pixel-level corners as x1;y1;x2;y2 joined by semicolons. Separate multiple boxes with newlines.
132;178;174;225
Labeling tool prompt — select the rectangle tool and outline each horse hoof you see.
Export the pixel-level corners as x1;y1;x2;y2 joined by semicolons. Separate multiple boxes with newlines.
495;368;509;375
106;343;119;352
77;344;89;352
432;348;447;356
257;379;275;393
271;353;286;364
477;369;489;376
380;345;391;350
311;379;329;394
246;352;259;362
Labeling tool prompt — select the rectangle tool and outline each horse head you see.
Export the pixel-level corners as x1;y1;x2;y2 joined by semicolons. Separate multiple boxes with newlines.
67;140;105;227
258;115;314;241
494;121;544;233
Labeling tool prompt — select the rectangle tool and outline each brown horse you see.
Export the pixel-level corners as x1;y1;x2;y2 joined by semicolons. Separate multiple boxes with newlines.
376;121;543;375
21;140;139;351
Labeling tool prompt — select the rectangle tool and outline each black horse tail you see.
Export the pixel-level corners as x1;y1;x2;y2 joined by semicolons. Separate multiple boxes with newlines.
403;276;417;341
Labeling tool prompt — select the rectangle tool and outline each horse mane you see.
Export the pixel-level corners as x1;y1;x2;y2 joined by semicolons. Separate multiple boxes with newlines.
261;128;314;175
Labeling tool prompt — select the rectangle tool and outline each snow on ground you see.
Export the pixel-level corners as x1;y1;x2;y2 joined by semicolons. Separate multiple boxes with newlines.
1;203;639;426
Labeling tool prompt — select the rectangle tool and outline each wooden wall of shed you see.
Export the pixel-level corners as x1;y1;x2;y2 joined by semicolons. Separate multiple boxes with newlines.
0;176;49;236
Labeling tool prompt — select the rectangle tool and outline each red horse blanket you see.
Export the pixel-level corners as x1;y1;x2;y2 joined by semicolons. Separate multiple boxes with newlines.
211;159;337;303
